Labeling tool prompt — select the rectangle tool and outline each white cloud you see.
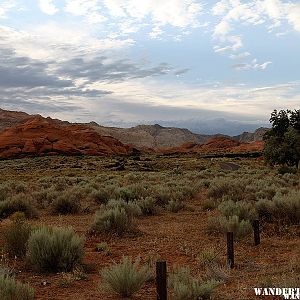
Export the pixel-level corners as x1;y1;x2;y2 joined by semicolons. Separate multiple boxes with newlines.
39;0;58;15
0;0;16;18
64;0;107;24
232;59;272;70
230;51;251;59
0;24;134;61
287;3;300;32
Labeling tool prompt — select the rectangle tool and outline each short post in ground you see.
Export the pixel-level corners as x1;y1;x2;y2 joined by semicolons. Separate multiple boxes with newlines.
227;232;234;269
156;261;168;300
253;219;260;246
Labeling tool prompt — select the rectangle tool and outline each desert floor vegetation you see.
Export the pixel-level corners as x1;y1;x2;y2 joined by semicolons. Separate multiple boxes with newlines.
0;154;299;299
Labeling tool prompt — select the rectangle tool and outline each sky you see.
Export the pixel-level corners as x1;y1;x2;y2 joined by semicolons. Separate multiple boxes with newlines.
0;0;300;135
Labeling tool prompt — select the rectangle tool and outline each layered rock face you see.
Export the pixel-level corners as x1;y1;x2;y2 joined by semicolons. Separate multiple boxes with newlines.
0;117;132;159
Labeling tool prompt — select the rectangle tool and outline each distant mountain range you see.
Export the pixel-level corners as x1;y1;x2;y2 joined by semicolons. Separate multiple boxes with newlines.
0;108;268;158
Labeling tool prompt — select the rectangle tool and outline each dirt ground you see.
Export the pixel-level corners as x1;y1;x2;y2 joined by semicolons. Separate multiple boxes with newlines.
0;155;299;300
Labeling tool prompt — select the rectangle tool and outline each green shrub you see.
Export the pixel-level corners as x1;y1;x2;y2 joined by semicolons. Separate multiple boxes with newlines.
169;266;219;300
207;215;252;239
0;274;34;300
100;256;151;298
207;179;244;202
256;191;300;224
27;226;84;272
90;188;110;204
105;199;142;217
197;247;221;267
92;207;135;236
4;212;32;257
218;200;257;221
166;200;184;213
32;188;60;208
51;194;81;215
273;191;300;224
0;194;37;219
152;186;172;205
201;199;218;211
137;197;157;215
118;187;136;202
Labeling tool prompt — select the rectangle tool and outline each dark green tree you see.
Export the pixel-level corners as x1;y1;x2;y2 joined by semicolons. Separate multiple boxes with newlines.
264;109;300;168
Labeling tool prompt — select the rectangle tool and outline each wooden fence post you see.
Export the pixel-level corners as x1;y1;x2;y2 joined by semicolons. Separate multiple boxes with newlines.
253;219;260;245
156;261;167;300
227;232;234;269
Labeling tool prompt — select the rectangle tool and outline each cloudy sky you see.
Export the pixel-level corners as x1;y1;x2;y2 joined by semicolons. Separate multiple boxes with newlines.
0;0;300;134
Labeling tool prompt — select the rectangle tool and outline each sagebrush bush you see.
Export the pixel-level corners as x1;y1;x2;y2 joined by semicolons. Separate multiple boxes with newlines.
137;197;157;215
207;215;252;239
100;256;151;298
32;188;60;208
27;226;84;272
218;200;257;221
51;194;81;215
169;266;219;300
0;194;37;219
256;190;300;224
4;212;32;257
105;199;142;217
92;206;135;236
0;274;34;300
90;188;110;204
207;178;244;201
166;199;184;213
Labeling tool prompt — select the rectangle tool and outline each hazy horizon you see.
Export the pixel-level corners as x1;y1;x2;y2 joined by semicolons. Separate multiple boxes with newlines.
0;0;299;134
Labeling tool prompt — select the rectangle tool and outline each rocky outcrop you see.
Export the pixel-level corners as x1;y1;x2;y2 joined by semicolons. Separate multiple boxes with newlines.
159;137;264;154
88;123;211;148
0;117;133;159
234;127;270;143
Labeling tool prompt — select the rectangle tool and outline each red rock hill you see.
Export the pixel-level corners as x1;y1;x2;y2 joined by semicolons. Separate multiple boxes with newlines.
0;117;132;159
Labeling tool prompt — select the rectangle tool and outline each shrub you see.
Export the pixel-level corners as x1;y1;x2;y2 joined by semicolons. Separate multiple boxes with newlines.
100;256;151;298
0;194;37;219
152;186;172;205
137;197;157;215
207;215;252;239
32;188;60;208
90;188;110;204
169;266;219;300
118;187;136;202
201;199;218;211
197;247;221;267
105;199;142;217
27;226;84;272
0;274;34;300
207;179;244;202
256;191;300;224
166;200;184;213
255;199;275;222
272;191;300;224
92;207;135;236
218;200;257;221
51;194;81;215
4;212;32;257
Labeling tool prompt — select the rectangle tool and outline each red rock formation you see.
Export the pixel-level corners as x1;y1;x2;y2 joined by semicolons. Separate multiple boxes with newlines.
0;117;133;159
158;136;264;155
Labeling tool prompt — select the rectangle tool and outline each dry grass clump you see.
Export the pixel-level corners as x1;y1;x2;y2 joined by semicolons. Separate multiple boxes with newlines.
100;256;151;298
27;226;84;272
0;194;37;219
169;265;219;300
92;200;141;236
0;273;34;300
4;212;32;257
